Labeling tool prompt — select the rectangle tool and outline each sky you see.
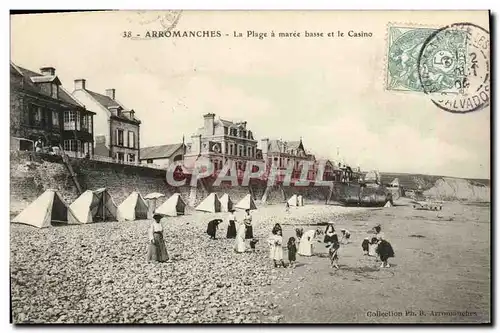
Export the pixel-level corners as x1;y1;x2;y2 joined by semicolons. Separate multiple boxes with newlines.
10;10;491;179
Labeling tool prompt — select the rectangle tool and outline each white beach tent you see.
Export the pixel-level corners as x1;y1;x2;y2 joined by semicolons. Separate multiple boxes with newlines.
155;193;186;217
68;188;118;224
384;200;393;208
235;194;257;211
144;192;165;218
195;193;221;213
220;193;234;212
12;189;76;228
287;194;299;207
297;195;304;206
117;191;149;221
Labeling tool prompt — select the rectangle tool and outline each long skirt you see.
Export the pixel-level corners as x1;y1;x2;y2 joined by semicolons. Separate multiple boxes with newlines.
245;225;254;239
377;240;395;261
234;236;246;253
227;221;237;238
147;232;169;263
298;239;313;256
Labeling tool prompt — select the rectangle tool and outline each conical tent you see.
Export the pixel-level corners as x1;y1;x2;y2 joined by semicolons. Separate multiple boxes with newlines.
287;194;298;207
297;195;304;206
384;200;393;208
69;188;117;224
195;193;221;213
235;194;257;210
220;193;234;212
155;193;186;217
12;189;76;228
117;191;149;221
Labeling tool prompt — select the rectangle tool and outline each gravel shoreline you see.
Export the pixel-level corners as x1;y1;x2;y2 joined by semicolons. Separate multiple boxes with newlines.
11;204;371;324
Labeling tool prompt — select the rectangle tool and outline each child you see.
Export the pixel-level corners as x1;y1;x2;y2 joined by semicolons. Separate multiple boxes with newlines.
340;229;351;244
361;237;370;255
249;238;259;252
368;237;378;257
295;228;304;243
268;230;286;268
324;225;340;269
285;202;290;213
287;237;297;267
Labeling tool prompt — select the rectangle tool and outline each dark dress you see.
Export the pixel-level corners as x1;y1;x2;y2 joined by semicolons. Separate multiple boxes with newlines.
207;219;220;239
272;224;282;235
244;215;253;239
147;232;169;262
287;243;297;262
362;239;370;252
376;240;395;261
227;221;237;238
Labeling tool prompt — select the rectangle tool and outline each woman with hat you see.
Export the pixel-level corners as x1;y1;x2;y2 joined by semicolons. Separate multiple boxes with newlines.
147;213;169;263
234;220;247;253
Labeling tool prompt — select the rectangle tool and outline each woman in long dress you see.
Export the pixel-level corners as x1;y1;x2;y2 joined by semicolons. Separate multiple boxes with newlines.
226;210;237;239
244;209;254;239
297;229;321;256
147;214;169;263
207;219;222;240
234;222;247;253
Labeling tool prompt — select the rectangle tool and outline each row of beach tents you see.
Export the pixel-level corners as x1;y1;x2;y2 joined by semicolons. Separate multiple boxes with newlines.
11;188;258;229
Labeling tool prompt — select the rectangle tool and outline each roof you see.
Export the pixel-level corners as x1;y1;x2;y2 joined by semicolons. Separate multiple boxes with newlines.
267;139;305;154
86;90;141;123
140;143;184;160
11;63;85;109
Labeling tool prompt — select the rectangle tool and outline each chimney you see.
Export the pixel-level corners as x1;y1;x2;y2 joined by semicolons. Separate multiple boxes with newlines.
105;88;116;100
191;134;202;154
40;67;55;76
203;113;215;136
260;138;269;155
74;79;86;90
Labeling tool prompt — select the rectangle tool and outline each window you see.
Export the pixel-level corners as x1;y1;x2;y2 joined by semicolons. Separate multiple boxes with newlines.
63;111;80;130
238;145;242;157
127;131;135;148
224;127;228;135
247;147;251;157
147;159;153;164
30;105;42;127
117;152;124;163
63;139;79;152
224;143;228;154
116;129;124;146
242;130;246;138
128;154;135;163
51;110;59;128
82;114;88;131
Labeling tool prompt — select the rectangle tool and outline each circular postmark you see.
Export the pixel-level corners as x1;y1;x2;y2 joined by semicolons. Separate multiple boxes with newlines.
131;10;182;31
417;23;490;114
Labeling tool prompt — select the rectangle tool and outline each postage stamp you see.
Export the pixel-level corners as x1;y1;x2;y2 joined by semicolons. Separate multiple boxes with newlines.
386;26;438;92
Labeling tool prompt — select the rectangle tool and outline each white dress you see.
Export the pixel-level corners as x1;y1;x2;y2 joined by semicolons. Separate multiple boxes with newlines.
234;223;246;253
298;229;316;256
267;234;283;260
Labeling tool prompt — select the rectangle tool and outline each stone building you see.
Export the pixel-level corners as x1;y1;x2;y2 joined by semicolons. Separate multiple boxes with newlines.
10;63;95;157
183;113;259;175
72;79;141;164
140;143;185;169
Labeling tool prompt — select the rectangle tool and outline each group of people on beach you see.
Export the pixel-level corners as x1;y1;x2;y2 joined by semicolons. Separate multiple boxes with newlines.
146;209;395;269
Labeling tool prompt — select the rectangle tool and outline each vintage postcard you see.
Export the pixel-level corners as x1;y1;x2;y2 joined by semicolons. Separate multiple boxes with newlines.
9;10;490;324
